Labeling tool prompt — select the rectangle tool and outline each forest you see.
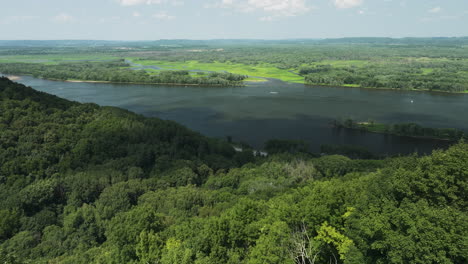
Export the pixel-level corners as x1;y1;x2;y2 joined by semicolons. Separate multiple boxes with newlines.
301;61;468;93
0;77;467;263
1;38;468;92
0;61;247;87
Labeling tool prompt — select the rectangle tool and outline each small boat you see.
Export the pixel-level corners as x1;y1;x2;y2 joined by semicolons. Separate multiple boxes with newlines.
270;91;278;94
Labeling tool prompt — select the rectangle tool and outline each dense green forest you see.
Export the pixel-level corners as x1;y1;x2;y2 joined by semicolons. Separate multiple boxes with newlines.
0;61;247;86
0;77;467;263
300;60;468;93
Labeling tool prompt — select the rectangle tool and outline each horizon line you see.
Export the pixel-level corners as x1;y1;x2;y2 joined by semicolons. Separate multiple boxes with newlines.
1;36;468;42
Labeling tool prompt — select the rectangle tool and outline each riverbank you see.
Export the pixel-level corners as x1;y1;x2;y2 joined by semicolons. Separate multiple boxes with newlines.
5;75;21;81
307;83;468;94
1;74;246;87
64;79;246;87
53;77;468;94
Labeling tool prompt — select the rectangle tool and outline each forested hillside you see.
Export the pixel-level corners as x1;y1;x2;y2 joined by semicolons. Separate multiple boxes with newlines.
0;77;466;263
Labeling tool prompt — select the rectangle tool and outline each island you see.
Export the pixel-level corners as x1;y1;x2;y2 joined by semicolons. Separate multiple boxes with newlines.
333;118;466;141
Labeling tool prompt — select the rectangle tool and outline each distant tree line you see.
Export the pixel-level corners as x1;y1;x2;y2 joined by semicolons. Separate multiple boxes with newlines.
300;61;468;92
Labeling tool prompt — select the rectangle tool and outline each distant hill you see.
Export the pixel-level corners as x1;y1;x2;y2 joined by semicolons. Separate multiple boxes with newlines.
1;37;468;47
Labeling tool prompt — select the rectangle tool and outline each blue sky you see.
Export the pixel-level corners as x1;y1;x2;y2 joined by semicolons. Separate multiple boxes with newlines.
1;0;467;40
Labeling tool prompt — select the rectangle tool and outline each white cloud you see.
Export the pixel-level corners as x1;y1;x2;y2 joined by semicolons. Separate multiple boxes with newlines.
53;13;73;23
428;7;441;13
153;11;175;20
119;0;162;6
210;0;310;17
118;0;182;6
334;0;363;9
172;1;184;6
259;16;273;22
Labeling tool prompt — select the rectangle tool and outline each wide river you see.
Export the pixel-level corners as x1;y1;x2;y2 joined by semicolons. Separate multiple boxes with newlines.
12;75;468;155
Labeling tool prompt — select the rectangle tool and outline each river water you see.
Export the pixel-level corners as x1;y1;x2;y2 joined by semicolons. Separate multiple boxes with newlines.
11;75;468;155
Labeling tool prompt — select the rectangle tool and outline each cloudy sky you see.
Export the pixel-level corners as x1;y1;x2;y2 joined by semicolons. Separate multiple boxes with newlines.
1;0;467;40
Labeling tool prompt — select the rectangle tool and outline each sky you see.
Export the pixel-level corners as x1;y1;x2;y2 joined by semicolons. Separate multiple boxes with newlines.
1;0;467;40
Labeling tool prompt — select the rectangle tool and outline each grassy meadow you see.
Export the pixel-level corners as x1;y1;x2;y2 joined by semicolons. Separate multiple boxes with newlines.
129;59;305;83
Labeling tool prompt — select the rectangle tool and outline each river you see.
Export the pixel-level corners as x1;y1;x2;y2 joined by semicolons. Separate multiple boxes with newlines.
10;75;468;155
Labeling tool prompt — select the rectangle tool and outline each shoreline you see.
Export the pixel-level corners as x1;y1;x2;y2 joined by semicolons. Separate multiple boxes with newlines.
333;123;462;142
63;79;246;87
27;77;468;94
1;74;245;87
3;73;466;94
62;79;468;93
306;83;468;95
5;75;21;81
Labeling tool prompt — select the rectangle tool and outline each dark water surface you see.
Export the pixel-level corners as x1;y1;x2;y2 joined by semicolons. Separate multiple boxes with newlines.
12;75;468;155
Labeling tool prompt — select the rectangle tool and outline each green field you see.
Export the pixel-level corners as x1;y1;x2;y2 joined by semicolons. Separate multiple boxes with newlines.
244;77;268;82
128;59;305;83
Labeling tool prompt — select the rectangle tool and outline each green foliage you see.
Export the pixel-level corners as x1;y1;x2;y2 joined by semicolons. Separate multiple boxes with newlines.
320;144;376;159
105;205;164;262
0;231;38;262
316;222;355;261
95;180;147;220
0;61;247;86
0;210;20;241
160;238;193;264
313;155;352;178
247;221;293;264
136;230;164;263
302;59;468;93
264;139;309;155
18;179;62;214
63;204;104;249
